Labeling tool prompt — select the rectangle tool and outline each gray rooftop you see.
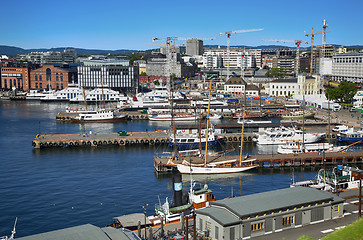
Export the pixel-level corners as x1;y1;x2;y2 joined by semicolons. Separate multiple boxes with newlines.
197;187;344;227
16;224;140;240
114;213;151;228
271;78;297;83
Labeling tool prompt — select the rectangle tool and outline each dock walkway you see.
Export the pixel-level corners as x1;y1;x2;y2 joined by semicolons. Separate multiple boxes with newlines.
32;131;170;149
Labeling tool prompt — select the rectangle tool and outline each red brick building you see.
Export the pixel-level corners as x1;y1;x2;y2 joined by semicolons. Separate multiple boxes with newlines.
1;67;31;91
30;64;77;90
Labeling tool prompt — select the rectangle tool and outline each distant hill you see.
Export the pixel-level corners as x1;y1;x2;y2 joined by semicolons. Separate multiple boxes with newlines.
0;46;140;57
1;44;362;57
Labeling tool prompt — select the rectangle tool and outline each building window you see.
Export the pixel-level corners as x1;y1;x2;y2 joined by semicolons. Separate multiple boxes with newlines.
56;76;59;81
215;226;219;239
61;83;63;89
60;76;63;81
333;205;339;213
35;83;38;88
282;216;295;226
35;75;38;81
39;75;42;81
4;79;7;88
199;219;203;230
39;83;42;88
250;222;264;232
230;227;235;239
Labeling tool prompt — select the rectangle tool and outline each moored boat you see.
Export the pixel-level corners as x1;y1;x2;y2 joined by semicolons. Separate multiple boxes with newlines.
277;142;346;154
70;109;128;123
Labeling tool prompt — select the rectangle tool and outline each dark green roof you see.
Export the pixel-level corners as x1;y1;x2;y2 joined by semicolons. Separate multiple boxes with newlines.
197;187;344;227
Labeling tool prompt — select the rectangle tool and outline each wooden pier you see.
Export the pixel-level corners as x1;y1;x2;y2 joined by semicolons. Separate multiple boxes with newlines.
32;130;170;149
154;151;363;173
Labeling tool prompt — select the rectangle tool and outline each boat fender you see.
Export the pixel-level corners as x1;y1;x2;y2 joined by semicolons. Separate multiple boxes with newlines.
130;141;135;144
69;142;74;146
87;141;91;145
120;140;125;145
145;140;149;144
98;141;102;145
32;141;36;147
150;140;155;144
93;141;97;145
248;136;252;142
136;140;140;144
331;134;336;139
233;137;237;141
75;142;79;146
108;140;112;145
155;139;160;144
125;140;129;144
44;142;48;147
114;140;119;145
228;137;232;141
243;137;247;142
161;139;165;143
239;136;242;141
49;142;53;147
140;140;144;144
82;141;87;145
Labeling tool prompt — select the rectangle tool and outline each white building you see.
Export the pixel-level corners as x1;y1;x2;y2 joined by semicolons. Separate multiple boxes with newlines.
268;75;323;97
202;51;222;69
331;53;363;83
77;59;138;93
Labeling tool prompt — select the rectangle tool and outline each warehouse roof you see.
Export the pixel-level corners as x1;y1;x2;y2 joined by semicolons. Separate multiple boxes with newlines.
16;224;140;240
197;187;344;227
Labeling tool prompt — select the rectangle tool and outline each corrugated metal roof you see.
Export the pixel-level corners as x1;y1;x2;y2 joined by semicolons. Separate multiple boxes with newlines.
197;205;240;227
101;227;141;240
197;187;344;226
16;224;115;240
271;78;297;83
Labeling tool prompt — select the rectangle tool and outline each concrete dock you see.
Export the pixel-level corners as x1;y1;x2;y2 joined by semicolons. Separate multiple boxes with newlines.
32;131;170;149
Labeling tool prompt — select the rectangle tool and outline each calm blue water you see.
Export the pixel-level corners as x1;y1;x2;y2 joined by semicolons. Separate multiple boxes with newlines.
0;100;318;238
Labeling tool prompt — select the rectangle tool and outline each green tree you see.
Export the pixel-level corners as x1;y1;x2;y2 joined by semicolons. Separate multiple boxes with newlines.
265;68;286;78
140;72;147;76
325;81;357;103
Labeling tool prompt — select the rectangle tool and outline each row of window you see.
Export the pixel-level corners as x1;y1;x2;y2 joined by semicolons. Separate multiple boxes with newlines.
334;57;363;63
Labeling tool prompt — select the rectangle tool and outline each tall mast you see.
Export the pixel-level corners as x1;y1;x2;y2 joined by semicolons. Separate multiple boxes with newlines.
204;78;213;167
239;105;246;166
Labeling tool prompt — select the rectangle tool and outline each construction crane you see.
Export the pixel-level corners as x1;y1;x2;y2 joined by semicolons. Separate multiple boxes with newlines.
262;39;308;76
305;24;331;75
219;28;264;80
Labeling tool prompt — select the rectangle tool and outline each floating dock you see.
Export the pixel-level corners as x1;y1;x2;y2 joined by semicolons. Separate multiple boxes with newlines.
154;151;363;173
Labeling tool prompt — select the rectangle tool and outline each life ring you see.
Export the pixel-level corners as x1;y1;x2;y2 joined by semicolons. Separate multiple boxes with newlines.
182;129;185;133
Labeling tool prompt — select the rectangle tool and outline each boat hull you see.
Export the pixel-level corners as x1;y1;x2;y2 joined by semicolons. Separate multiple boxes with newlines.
176;164;257;174
148;115;198;121
336;136;363;143
169;139;221;147
71;115;128;123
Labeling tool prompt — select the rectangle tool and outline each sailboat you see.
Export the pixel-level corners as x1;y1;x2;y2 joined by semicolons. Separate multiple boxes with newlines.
176;79;258;174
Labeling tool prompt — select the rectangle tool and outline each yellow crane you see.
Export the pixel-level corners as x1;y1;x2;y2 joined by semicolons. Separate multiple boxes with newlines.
305;26;331;75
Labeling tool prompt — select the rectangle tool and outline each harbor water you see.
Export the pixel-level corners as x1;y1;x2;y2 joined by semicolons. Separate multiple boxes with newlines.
0;100;321;237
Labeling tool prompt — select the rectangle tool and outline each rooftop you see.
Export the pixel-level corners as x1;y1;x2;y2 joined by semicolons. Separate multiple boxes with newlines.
197;187;344;227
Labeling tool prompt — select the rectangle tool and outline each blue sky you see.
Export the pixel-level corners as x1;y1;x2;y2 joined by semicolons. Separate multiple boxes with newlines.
1;0;362;50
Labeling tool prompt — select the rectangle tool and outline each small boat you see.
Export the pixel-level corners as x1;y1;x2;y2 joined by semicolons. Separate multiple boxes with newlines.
254;126;325;145
291;165;363;192
332;125;350;133
209;113;222;120
148;113;199;121
238;119;272;124
70;109;128;123
169;128;222;147
176;159;257;175
277;142;346;154
281;111;315;119
337;129;363;143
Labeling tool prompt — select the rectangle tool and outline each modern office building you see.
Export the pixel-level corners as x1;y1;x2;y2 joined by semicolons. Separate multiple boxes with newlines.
272;56;295;76
77;59;138;93
196;187;344;240
186;38;203;56
20;49;77;65
331;53;363;83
